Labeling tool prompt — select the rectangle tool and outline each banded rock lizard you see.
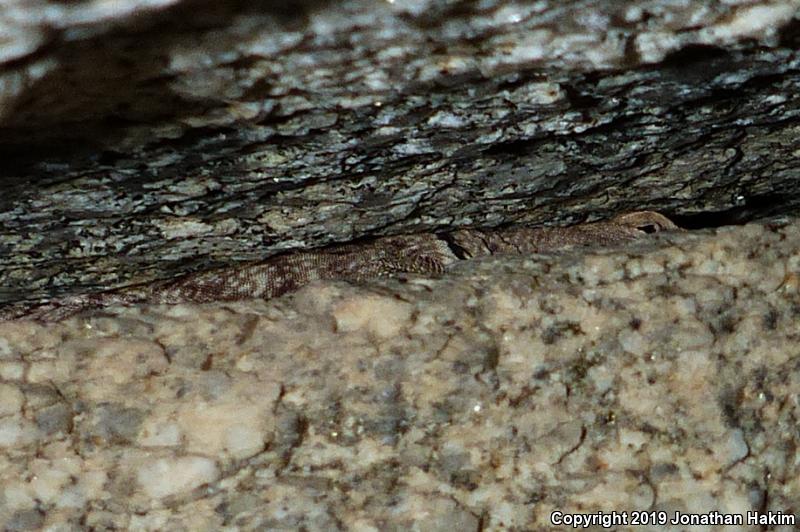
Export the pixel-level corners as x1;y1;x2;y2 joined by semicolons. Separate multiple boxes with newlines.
0;211;678;322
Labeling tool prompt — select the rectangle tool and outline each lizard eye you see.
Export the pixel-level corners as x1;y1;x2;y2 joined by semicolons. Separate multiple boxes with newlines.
634;223;662;234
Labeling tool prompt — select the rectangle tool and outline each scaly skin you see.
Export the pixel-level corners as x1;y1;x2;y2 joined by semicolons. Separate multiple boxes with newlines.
0;211;679;322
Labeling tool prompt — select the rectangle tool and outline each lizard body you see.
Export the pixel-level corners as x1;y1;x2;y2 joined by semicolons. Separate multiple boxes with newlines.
0;211;677;322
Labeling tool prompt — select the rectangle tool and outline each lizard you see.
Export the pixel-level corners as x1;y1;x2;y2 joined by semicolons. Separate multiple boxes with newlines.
0;211;678;322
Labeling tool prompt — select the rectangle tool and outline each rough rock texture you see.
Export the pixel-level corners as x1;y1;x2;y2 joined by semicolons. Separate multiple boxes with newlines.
0;218;798;530
0;211;677;321
1;0;799;304
1;3;799;527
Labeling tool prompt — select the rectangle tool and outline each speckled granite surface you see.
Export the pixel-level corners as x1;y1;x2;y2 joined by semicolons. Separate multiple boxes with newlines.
1;218;799;531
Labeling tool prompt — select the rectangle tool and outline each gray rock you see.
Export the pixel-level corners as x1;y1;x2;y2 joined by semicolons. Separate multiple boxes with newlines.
0;0;798;305
82;402;145;446
5;509;44;532
34;402;73;435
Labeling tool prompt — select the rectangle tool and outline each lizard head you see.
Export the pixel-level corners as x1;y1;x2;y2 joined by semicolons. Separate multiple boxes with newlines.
610;211;681;234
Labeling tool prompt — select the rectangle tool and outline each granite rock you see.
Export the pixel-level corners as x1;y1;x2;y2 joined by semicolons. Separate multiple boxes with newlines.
0;218;798;530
